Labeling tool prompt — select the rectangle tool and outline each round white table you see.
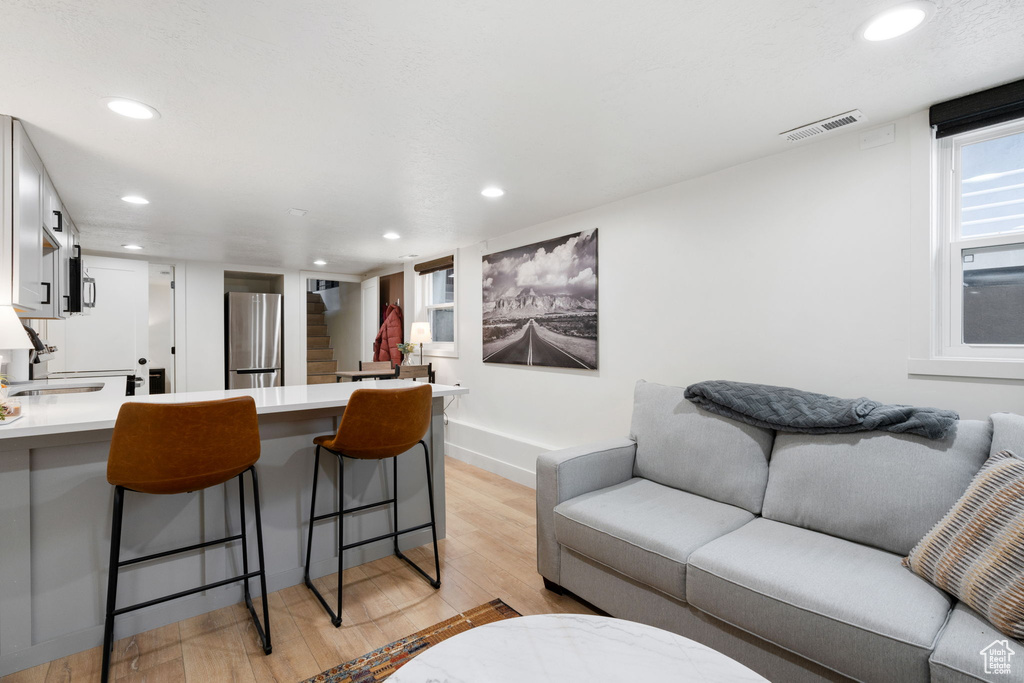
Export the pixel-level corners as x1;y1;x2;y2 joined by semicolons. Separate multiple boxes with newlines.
387;613;769;682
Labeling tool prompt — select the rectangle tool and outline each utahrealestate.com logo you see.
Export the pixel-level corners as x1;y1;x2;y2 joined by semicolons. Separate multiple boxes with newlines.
980;640;1016;675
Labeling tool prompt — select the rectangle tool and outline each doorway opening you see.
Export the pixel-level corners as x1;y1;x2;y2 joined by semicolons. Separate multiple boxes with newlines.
306;279;361;384
148;264;175;393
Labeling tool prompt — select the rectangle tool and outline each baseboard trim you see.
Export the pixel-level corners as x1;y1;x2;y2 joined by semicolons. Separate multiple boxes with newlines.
444;418;555;489
446;443;536;488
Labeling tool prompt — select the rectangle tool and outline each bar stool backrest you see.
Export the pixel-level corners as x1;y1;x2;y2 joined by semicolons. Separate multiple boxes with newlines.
321;385;431;460
107;396;261;494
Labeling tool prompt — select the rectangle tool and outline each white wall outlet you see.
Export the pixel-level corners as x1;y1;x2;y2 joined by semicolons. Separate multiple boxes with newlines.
860;124;895;150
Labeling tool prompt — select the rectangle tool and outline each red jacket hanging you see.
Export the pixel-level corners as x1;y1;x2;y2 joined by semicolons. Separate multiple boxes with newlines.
373;304;403;365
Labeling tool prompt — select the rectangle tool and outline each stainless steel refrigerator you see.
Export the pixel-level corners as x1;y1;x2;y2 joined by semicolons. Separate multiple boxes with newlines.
226;292;283;389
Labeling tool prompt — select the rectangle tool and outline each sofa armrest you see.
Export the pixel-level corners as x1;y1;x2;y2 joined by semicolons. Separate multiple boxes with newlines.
536;438;637;583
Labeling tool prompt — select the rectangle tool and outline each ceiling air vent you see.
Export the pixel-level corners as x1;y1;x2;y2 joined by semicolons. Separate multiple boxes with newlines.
779;109;865;143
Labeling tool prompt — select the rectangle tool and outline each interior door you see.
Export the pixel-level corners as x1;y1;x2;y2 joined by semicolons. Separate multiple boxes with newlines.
361;276;379;362
59;256;150;394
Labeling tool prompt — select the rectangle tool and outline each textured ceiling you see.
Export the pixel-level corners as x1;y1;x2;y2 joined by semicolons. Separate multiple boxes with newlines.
1;0;1022;274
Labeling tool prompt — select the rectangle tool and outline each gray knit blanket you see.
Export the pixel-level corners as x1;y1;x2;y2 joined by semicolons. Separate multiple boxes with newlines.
683;380;959;440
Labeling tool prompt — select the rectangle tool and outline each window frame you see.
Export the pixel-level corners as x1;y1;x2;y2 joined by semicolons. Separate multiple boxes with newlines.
935;117;1024;362
415;252;458;359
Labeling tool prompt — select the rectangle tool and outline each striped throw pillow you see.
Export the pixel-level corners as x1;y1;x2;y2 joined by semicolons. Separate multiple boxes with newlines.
903;450;1024;639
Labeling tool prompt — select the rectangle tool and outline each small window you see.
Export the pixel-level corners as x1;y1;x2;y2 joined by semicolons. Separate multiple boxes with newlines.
425;267;455;343
414;254;457;357
937;119;1024;360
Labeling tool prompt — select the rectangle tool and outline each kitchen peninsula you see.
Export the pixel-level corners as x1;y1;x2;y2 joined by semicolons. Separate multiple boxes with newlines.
0;378;467;676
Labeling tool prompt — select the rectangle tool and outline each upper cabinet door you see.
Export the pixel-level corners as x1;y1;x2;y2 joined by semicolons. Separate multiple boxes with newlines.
12;121;44;311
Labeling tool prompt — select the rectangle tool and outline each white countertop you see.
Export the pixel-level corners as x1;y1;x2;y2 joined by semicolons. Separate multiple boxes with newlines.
0;378;467;440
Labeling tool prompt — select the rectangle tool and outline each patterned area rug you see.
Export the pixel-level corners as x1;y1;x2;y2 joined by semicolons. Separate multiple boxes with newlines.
303;599;521;683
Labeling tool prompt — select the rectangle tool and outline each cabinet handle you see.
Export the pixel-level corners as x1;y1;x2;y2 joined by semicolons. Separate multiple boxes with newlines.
53;210;63;232
84;277;97;308
41;282;51;305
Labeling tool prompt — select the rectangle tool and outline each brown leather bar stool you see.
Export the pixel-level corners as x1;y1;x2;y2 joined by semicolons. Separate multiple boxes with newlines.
102;396;271;683
303;384;440;626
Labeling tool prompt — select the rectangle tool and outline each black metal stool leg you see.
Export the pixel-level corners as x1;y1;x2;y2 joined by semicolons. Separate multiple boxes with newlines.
392;442;441;589
239;474;249;603
304;447;344;627
422;441;442;587
304;446;321;588
392;456;400;555
336;452;345;626
248;466;272;654
101;486;125;683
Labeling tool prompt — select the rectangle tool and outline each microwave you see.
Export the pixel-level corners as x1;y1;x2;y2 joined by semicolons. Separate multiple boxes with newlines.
66;246;95;314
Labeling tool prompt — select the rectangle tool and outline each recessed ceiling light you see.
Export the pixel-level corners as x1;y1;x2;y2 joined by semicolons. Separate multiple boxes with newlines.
861;2;931;41
121;195;149;204
289;208;308;216
122;244;143;250
104;98;160;120
481;187;505;198
383;232;401;240
400;254;420;259
313;259;327;266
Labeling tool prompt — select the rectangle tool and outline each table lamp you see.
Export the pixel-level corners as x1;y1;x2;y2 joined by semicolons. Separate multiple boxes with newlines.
410;322;432;364
0;305;33;383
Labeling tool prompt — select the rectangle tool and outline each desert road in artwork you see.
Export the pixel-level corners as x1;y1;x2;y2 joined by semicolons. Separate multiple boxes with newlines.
484;319;593;369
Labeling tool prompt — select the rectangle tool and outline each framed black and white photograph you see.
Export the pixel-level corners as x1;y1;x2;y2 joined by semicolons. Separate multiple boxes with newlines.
482;229;598;369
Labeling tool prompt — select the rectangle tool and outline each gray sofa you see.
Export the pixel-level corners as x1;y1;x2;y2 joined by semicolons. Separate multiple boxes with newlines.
537;380;1024;683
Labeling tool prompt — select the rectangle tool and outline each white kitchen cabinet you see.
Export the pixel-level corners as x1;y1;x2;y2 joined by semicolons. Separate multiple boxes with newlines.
3;119;82;319
12;120;45;312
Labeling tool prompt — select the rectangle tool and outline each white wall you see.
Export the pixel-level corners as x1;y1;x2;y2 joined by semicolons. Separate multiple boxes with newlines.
417;112;1024;485
178;260;307;392
321;282;362;373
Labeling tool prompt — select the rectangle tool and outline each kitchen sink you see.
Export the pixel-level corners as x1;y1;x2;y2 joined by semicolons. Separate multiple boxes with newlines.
8;384;104;396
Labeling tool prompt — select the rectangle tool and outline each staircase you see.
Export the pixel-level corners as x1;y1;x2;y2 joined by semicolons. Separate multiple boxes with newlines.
307;292;338;384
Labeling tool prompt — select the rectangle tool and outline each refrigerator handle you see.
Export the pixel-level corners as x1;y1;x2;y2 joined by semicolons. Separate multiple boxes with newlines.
236;368;277;374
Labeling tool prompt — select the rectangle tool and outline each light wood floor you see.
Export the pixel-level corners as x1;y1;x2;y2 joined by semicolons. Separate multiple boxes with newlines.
3;457;593;683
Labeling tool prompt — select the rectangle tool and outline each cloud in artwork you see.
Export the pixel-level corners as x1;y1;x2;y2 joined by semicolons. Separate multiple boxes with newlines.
515;237;579;289
567;267;596;289
483;230;598;301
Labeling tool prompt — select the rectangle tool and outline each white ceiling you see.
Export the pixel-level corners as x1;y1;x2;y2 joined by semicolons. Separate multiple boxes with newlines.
1;0;1022;274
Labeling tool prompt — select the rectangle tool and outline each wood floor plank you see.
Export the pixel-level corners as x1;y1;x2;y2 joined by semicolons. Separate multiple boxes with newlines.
231;591;301;656
113;657;184;683
441;511;479;538
502;493;538;520
397;593;460;632
430;563;502;613
178;606;256;683
42;645;104;683
279;584;381;671
247;636;320;683
109;623;182;681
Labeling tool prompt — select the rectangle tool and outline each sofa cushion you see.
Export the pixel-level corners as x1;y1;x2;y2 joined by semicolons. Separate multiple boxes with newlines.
992;412;1024;458
687;518;953;683
761;419;992;555
930;603;1024;683
553;477;754;601
629;380;774;513
904;450;1024;639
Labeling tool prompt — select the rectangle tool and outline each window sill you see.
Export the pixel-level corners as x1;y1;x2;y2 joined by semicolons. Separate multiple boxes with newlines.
908;357;1024;381
423;345;458;359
